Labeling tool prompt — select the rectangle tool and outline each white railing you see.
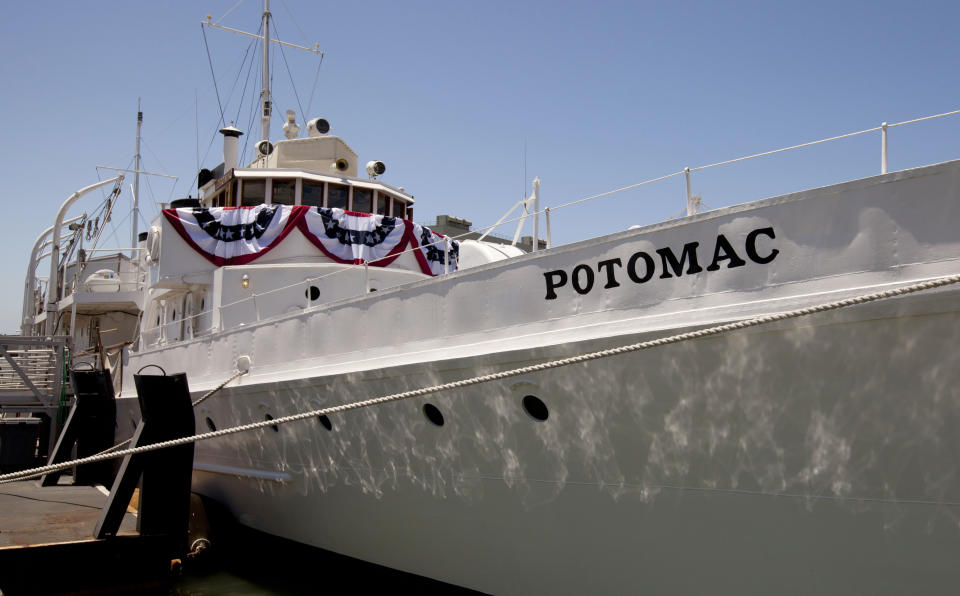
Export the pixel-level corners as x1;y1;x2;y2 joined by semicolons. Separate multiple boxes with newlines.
137;108;960;345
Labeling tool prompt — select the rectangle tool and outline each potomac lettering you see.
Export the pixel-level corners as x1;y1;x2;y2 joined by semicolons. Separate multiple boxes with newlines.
543;226;778;300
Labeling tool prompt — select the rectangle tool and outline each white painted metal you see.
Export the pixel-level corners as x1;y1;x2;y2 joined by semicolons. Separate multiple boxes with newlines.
545;206;551;249
219;125;242;172
201;18;323;56
22;215;84;335
131;101;142;257
260;0;271;143
531;177;540;253
94;165;177;180
443;237;450;274
68;230;82;340
881;121;889;174
44;176;122;334
111;159;960;593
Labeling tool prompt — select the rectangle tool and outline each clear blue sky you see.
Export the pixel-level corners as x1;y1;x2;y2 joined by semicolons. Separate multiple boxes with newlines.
2;0;959;333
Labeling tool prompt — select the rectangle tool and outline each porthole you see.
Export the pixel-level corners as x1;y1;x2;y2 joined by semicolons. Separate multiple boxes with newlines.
422;403;444;427
265;414;279;432
205;417;217;432
318;414;333;431
522;395;549;421
305;286;320;301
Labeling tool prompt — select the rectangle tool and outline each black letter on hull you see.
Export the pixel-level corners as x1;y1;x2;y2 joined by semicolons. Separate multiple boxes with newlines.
544;270;567;300
657;242;703;279
571;264;595;295
597;258;623;289
627;252;655;284
746;227;779;264
706;234;747;271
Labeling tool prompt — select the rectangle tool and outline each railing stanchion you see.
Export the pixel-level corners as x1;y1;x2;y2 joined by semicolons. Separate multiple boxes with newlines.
881;121;889;174
443;238;450;274
544;207;552;250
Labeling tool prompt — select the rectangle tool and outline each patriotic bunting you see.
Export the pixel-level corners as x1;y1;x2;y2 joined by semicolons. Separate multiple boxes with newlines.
163;205;303;266
411;222;460;276
297;207;410;267
163;203;459;275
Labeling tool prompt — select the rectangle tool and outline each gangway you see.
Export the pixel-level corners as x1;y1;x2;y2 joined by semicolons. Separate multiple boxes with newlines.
0;336;68;463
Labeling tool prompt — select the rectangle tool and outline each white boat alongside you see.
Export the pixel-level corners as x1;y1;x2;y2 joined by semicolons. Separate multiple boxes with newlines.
22;3;960;593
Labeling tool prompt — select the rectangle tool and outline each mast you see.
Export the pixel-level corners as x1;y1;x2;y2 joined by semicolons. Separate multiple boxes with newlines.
260;0;271;142
200;7;322;142
131;99;142;257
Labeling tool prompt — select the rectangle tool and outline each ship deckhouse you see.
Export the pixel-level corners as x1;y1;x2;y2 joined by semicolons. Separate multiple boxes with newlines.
140;120;518;349
198;130;415;220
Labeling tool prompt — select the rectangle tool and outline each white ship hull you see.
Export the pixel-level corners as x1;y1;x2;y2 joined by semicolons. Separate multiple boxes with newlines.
194;301;960;594
120;160;960;593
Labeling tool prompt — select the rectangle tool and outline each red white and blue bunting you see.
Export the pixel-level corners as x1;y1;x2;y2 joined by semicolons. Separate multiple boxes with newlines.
162;204;459;275
163;205;301;266
297;207;409;267
410;222;460;276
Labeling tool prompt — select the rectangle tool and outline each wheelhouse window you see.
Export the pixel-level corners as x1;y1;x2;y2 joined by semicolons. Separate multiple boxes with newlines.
209;190;227;207
353;188;372;214
241;180;265;206
272;179;296;205
376;192;389;215
393;198;407;219
328;184;349;210
302;180;324;208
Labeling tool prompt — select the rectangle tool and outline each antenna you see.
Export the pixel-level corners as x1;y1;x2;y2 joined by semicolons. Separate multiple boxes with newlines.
260;0;271;142
131;98;142;257
201;3;323;143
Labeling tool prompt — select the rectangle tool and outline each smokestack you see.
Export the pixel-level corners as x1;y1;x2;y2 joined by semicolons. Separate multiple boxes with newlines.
219;124;244;171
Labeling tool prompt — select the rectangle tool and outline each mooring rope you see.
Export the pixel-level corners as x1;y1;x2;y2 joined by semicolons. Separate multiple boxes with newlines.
191;369;248;408
3;272;959;485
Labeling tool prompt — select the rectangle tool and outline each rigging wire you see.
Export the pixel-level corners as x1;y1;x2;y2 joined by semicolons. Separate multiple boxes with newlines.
304;55;324;121
278;0;312;48
214;0;246;25
272;20;306;124
195;91;200;190
187;34;258;193
224;38;257;123
139;138;178;207
235;25;264;165
143;175;159;221
234;34;259;125
201;24;227;129
241;81;260;164
235;21;264;125
99;210;133;248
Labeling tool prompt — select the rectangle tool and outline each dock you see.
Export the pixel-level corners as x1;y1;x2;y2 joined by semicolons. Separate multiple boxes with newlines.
0;478;175;594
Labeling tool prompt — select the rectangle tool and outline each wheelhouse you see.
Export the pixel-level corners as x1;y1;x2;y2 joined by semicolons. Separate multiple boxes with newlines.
197;132;415;219
202;170;414;219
